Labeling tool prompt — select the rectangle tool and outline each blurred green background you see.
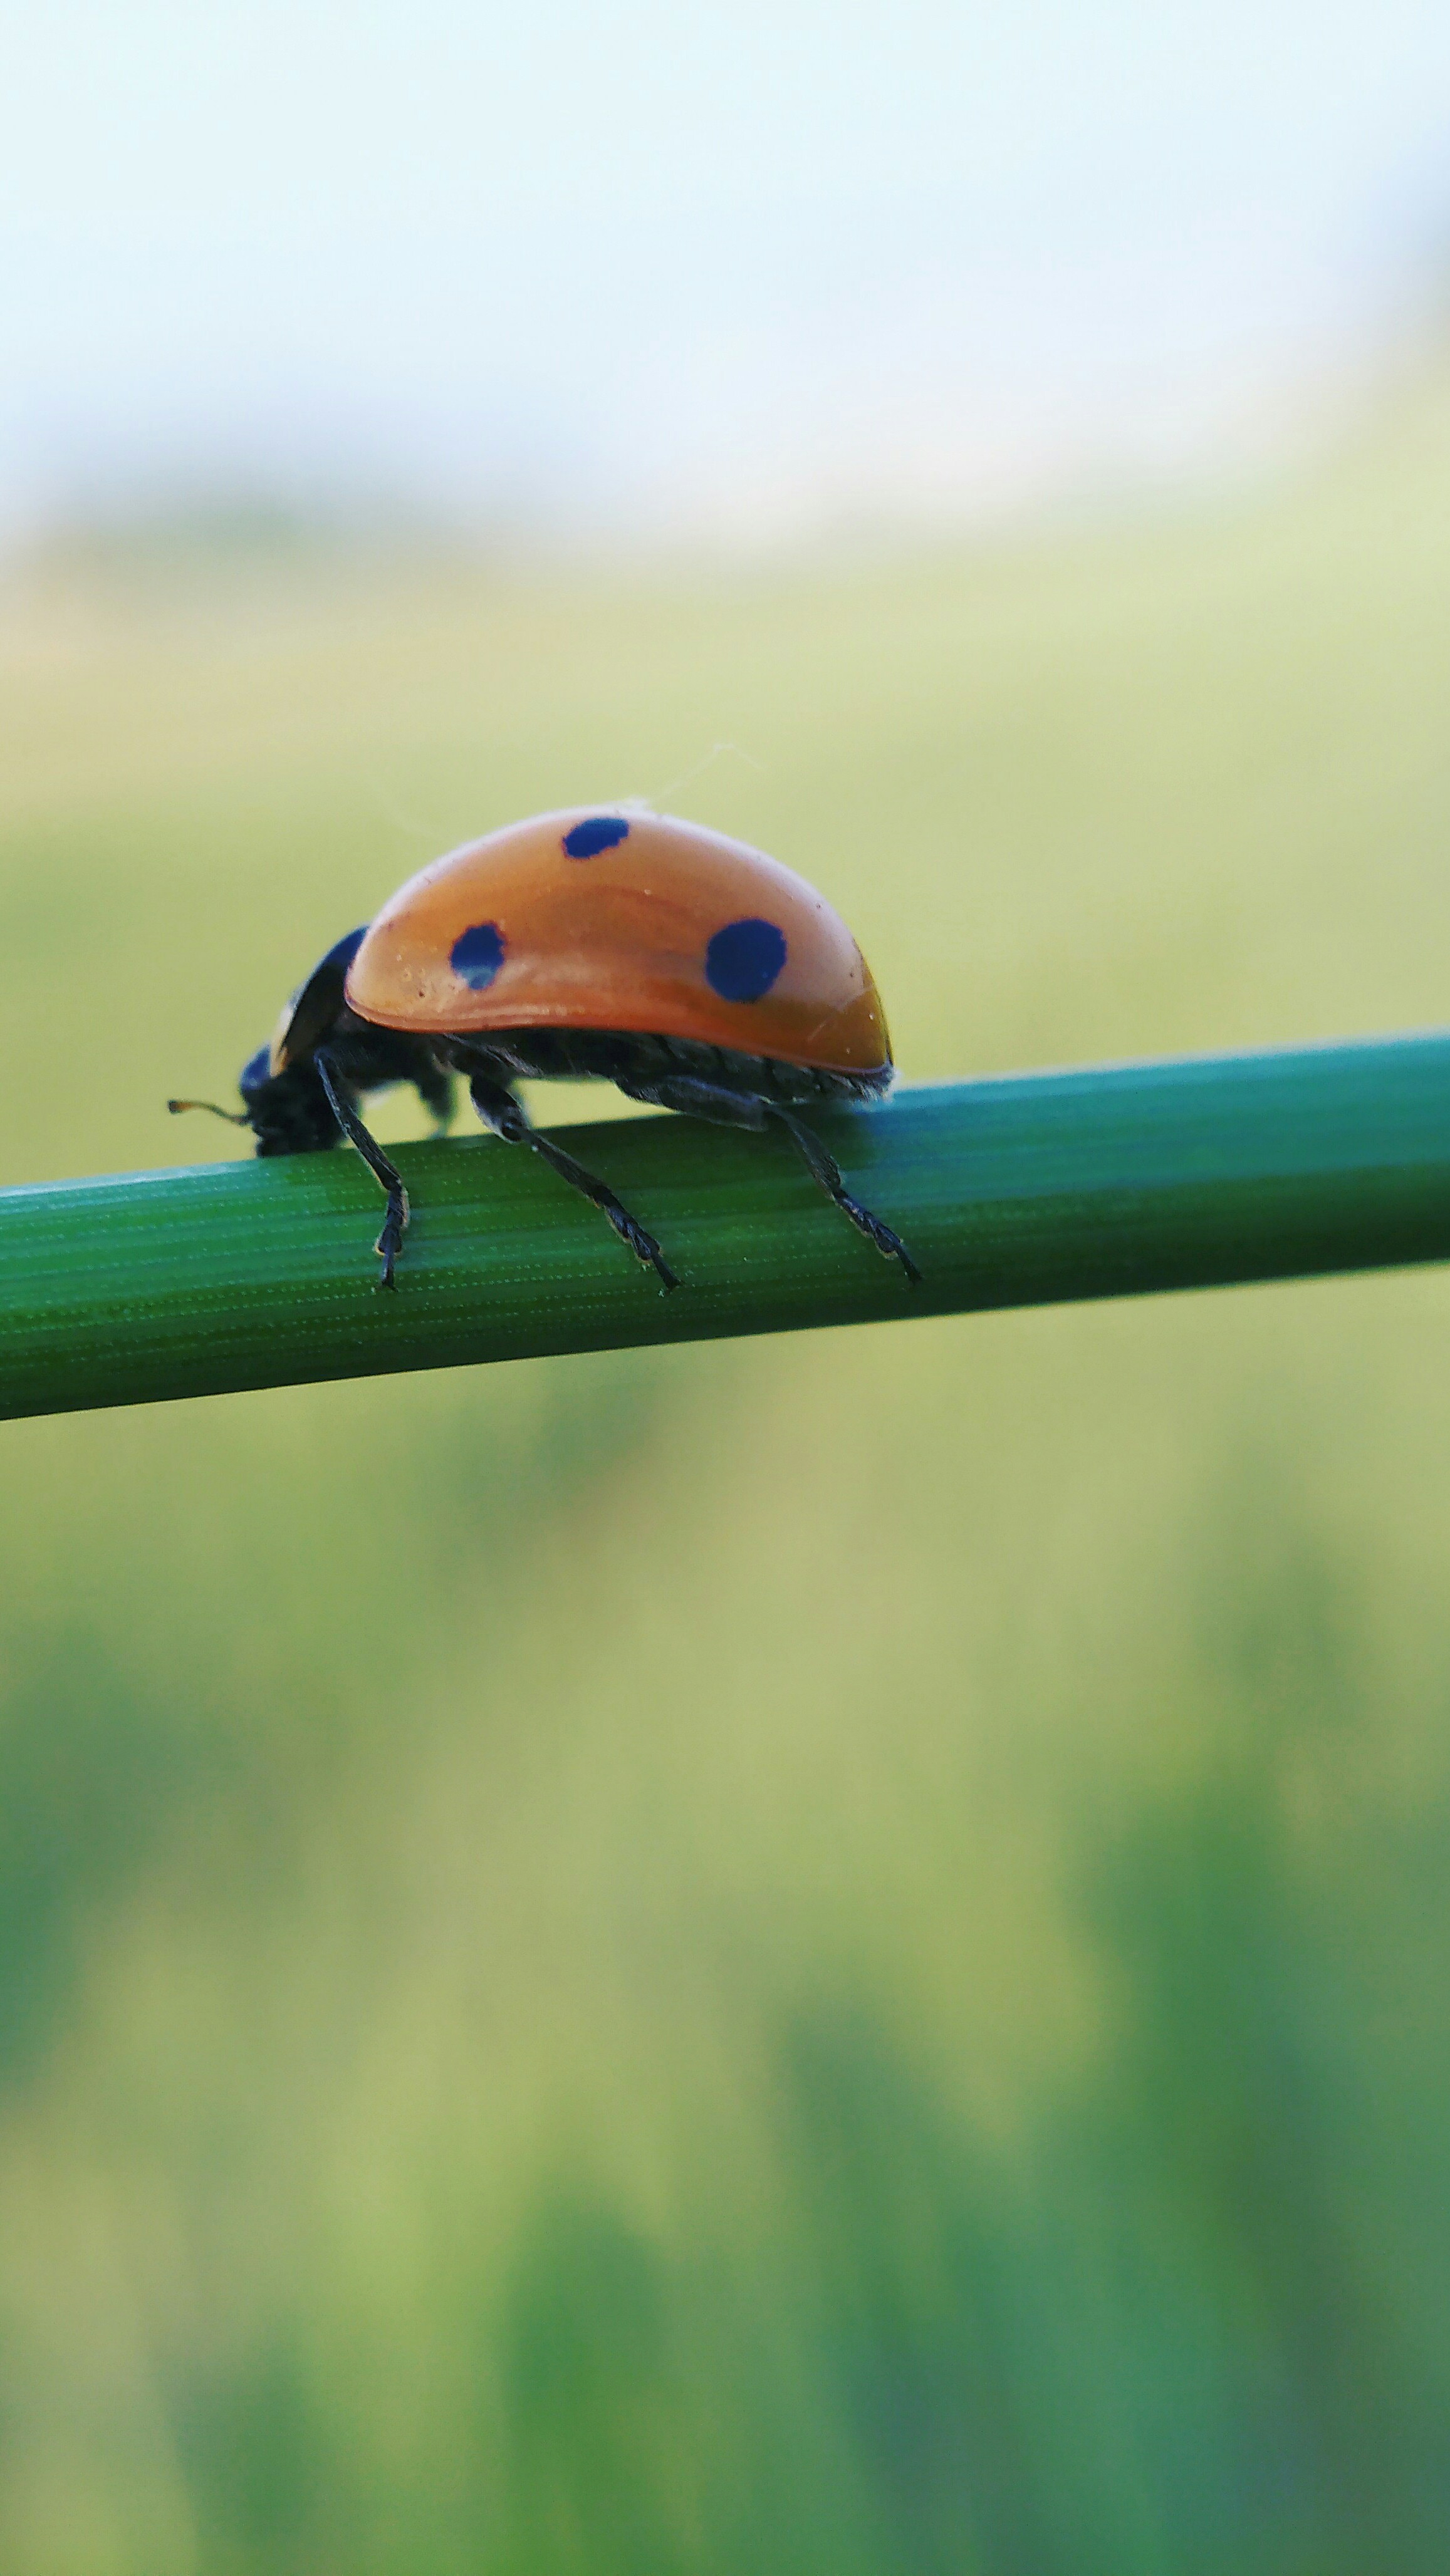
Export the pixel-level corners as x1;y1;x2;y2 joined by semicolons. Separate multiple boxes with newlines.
3;377;1450;2572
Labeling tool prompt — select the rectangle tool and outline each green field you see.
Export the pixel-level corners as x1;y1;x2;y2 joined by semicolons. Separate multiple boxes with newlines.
3;378;1450;2571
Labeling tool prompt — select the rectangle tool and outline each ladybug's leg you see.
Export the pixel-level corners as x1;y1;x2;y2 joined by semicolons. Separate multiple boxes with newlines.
769;1104;922;1284
414;1057;456;1136
620;1074;922;1285
315;1051;410;1290
467;1072;677;1292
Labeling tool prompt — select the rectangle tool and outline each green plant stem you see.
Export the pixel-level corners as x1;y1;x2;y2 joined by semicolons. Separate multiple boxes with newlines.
3;1032;1449;1421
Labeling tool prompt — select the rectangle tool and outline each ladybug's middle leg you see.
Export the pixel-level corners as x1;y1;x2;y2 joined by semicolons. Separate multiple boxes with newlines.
619;1073;921;1285
467;1072;677;1292
315;1051;410;1290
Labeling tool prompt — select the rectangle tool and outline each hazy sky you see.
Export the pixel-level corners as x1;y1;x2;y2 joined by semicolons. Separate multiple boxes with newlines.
4;0;1449;544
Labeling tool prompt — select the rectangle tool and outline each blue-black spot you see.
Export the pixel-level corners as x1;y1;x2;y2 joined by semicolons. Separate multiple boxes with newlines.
451;921;506;990
563;814;630;860
704;917;788;1004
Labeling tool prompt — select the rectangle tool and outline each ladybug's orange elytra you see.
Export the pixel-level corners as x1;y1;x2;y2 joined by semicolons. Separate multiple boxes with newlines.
344;808;892;1075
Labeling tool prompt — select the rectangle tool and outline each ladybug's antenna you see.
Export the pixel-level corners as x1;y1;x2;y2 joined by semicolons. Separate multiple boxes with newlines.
167;1098;250;1125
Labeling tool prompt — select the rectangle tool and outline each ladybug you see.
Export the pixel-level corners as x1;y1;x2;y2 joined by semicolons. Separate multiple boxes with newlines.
171;809;921;1292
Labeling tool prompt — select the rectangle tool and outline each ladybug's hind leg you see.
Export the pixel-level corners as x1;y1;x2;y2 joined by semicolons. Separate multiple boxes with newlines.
618;1072;922;1285
467;1071;677;1292
769;1103;922;1284
315;1051;410;1290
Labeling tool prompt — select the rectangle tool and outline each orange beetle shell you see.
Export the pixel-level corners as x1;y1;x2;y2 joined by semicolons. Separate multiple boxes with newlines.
344;809;892;1076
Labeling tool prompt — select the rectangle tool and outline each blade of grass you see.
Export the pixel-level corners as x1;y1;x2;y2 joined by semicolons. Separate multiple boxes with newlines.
3;1031;1449;1421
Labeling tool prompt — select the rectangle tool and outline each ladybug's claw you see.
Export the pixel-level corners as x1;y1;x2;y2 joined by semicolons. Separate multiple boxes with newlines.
607;1208;678;1292
372;1186;410;1291
837;1190;922;1286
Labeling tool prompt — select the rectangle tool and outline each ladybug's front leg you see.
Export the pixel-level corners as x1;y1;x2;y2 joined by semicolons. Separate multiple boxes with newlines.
315;1051;411;1289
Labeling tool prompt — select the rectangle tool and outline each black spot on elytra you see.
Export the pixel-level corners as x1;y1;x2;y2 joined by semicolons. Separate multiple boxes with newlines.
705;917;787;1003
